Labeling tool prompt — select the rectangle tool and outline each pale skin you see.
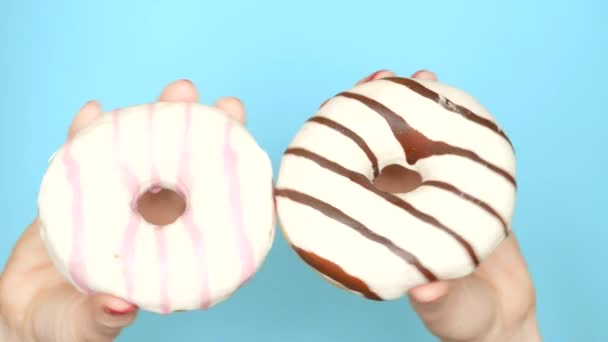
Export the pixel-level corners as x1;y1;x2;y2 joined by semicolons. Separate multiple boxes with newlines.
0;71;541;341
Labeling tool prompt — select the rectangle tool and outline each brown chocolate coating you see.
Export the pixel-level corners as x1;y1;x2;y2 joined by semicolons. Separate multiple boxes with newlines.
291;245;382;300
338;92;516;187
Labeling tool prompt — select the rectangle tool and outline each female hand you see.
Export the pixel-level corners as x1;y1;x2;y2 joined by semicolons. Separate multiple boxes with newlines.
0;79;246;342
358;69;541;342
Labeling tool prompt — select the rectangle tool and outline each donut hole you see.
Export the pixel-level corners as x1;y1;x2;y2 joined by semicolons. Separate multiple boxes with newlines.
135;186;187;226
372;164;422;194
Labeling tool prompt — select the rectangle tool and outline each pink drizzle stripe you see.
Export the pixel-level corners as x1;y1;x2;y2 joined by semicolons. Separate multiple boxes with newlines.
146;104;172;313
224;121;255;282
147;104;161;191
63;140;91;293
182;210;211;308
177;103;211;309
154;227;171;314
120;212;141;301
113;110;142;302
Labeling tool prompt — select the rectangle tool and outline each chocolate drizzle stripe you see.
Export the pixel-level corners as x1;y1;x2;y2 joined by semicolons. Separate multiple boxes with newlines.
284;147;480;266
338;92;516;188
308;116;380;178
275;188;438;281
291;245;383;300
420;180;509;237
384;77;513;147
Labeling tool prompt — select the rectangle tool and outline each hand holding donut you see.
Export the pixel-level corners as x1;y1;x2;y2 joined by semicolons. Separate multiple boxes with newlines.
0;80;250;342
0;72;540;342
366;70;541;342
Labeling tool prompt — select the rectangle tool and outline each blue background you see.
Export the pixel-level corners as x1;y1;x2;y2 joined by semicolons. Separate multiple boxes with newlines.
1;0;606;341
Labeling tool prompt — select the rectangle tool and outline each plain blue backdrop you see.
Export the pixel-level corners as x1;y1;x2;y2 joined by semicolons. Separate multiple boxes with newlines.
1;0;606;341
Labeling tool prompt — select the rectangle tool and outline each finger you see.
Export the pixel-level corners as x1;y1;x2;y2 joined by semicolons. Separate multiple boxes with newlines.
91;294;138;331
474;233;537;321
28;284;136;341
72;293;137;339
319;70;396;109
67;100;102;139
409;281;449;304
408;277;497;341
356;70;395;85
158;79;199;102
214;96;246;124
411;69;438;81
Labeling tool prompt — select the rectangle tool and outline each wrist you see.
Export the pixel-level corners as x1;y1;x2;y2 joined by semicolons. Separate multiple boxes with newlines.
442;311;541;342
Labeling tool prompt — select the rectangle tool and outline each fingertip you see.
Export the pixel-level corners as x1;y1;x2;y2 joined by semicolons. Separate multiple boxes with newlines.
85;294;138;332
94;294;137;315
411;70;438;81
159;79;199;102
214;96;246;124
409;281;449;304
85;100;102;110
68;100;102;139
356;70;395;85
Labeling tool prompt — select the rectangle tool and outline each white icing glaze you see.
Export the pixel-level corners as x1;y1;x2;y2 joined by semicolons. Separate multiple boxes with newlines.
276;78;517;300
38;102;275;313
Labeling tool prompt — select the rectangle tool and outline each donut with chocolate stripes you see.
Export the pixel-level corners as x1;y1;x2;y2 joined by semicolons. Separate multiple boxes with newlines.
275;77;516;300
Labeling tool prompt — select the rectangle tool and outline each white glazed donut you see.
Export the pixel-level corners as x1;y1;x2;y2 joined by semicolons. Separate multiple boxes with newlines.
38;102;275;313
276;77;516;300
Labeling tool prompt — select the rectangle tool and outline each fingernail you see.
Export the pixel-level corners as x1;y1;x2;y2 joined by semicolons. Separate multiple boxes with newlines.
365;70;385;82
104;305;136;316
410;281;449;303
85;100;102;111
411;70;427;78
411;70;437;80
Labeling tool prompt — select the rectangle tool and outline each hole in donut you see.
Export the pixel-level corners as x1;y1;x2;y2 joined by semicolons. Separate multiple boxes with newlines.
135;186;187;226
372;164;422;194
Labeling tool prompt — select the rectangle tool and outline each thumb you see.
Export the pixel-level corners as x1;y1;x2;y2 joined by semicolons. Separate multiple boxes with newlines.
408;278;497;342
29;284;137;342
89;294;138;337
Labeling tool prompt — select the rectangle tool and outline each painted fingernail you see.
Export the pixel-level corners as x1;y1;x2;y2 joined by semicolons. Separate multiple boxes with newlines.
104;305;136;316
365;70;385;82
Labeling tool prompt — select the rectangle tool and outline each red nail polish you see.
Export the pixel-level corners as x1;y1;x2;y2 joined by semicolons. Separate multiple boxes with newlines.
365;70;383;82
104;306;135;316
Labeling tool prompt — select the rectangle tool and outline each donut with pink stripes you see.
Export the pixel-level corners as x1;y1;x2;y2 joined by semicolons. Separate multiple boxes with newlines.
276;77;517;300
38;102;275;313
